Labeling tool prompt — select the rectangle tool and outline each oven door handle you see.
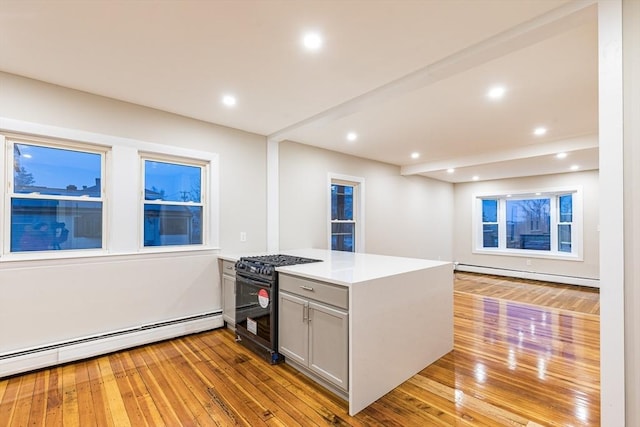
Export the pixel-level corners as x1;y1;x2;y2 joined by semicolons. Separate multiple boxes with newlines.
236;274;271;288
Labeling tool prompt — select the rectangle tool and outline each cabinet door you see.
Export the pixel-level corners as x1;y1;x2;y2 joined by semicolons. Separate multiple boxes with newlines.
308;301;348;391
222;274;236;326
279;291;309;365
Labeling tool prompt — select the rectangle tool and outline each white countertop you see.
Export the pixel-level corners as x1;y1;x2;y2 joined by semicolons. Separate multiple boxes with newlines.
218;248;451;286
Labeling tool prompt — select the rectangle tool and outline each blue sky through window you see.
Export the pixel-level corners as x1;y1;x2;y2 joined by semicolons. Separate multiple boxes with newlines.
144;160;201;203
14;144;101;194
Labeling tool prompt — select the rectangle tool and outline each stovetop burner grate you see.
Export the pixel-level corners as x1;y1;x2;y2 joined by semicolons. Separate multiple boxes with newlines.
239;254;322;267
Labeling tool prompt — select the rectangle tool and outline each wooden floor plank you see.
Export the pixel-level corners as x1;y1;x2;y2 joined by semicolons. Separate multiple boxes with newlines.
118;351;166;426
61;363;80;427
86;357;114;427
97;355;132;427
44;367;63;426
159;340;238;426
175;336;269;426
108;352;149;427
0;376;20;427
127;347;183;426
184;336;283;426
7;371;35;427
72;362;97;427
142;339;219;426
0;273;600;426
26;370;47;427
199;334;321;427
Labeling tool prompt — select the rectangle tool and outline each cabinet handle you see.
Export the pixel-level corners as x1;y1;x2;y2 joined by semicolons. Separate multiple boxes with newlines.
300;285;314;291
302;304;308;322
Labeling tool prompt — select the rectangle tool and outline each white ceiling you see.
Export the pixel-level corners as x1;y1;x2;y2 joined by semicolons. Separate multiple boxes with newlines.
0;0;599;183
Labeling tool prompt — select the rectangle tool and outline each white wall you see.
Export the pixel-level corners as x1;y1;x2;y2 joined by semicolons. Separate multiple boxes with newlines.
278;141;454;260
0;72;268;357
0;72;268;254
0;253;217;354
453;170;599;280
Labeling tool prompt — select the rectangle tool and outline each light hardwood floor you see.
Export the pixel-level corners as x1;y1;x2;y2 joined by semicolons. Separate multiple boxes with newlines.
0;272;600;426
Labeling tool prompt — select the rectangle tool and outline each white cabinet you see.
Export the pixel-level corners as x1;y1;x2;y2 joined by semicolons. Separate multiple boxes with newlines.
278;274;348;392
221;260;236;328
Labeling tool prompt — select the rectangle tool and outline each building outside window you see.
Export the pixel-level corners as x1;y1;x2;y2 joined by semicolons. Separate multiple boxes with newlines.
506;198;551;250
476;190;579;257
9;140;104;252
142;158;205;247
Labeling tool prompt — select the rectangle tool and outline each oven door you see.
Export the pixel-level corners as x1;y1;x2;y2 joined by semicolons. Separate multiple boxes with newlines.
235;273;275;350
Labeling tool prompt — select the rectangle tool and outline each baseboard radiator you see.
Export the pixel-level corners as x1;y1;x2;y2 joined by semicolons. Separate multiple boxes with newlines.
454;264;600;288
0;311;223;378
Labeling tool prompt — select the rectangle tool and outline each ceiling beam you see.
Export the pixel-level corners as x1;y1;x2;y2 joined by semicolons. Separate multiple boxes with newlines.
268;0;597;144
401;134;598;175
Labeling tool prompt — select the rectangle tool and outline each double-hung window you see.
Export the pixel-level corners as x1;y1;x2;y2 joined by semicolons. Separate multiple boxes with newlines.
329;174;365;253
481;199;499;248
557;194;573;253
8;138;105;253
331;183;355;252
142;157;205;247
475;190;581;258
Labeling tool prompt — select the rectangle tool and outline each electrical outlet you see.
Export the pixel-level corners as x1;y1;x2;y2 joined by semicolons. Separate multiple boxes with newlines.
240;232;247;242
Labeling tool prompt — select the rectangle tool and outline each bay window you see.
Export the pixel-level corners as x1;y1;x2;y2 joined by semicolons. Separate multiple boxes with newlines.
475;190;581;258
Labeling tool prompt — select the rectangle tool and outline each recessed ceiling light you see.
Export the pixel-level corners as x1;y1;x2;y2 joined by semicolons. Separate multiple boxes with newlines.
556;152;568;159
570;165;580;171
411;152;420;159
222;95;236;107
487;86;506;100
506;194;512;198
303;32;323;50
447;168;455;174
535;192;542;196
346;132;357;141
472;176;479;181
533;127;547;136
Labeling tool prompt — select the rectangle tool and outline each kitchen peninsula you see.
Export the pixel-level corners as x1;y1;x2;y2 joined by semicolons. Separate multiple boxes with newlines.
218;249;453;416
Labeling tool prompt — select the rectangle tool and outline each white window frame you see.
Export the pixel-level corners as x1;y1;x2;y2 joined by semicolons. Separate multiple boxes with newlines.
139;153;209;250
480;198;499;248
0;117;220;262
472;187;583;261
2;134;108;260
557;194;574;253
327;173;365;253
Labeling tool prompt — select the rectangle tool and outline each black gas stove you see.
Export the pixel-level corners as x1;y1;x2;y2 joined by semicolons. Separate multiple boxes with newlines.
235;254;322;280
234;254;322;364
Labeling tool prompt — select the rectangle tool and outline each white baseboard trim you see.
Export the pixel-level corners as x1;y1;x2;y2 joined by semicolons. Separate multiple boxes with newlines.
0;312;223;378
455;264;600;288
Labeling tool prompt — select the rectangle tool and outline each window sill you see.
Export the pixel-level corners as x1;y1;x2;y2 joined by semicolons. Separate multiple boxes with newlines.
0;246;221;265
472;248;582;262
